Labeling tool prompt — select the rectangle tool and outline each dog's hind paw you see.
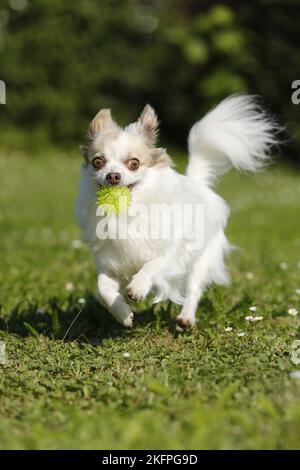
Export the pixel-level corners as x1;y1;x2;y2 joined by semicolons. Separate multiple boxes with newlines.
176;315;196;330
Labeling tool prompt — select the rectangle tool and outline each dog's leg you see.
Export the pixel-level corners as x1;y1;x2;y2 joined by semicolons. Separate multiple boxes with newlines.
127;258;162;301
177;235;228;329
97;272;134;327
127;241;184;301
176;256;208;329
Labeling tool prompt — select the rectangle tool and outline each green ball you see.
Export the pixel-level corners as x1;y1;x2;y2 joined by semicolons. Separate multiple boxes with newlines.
96;185;132;215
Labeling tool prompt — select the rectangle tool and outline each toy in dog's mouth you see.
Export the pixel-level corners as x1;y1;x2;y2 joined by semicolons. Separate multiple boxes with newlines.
98;183;136;191
96;185;133;215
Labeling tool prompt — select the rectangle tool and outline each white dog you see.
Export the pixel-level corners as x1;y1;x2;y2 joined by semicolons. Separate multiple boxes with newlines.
76;95;277;328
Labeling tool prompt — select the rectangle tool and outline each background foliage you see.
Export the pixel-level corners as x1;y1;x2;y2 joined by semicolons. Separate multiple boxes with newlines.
0;0;299;158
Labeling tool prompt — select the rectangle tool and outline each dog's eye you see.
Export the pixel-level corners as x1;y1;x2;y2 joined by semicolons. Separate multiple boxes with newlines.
92;156;106;170
127;158;140;171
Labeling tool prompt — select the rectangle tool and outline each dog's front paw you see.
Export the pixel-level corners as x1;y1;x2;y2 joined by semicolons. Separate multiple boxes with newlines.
127;287;141;302
127;275;152;302
122;312;134;328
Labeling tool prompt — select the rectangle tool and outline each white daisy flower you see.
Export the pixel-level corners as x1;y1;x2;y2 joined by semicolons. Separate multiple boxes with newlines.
122;352;130;358
245;272;254;280
78;298;86;305
224;326;233;332
288;308;298;316
245;315;255;321
237;331;246;337
289;370;300;379
36;308;46;315
249;306;257;312
279;262;288;270
71;239;82;249
65;282;74;291
291;351;300;366
254;316;263;321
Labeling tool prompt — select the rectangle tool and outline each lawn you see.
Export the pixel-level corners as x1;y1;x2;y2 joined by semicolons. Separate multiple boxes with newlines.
0;146;300;449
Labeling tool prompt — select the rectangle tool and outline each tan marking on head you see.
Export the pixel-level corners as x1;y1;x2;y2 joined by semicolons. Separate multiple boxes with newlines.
149;148;173;167
80;107;173;169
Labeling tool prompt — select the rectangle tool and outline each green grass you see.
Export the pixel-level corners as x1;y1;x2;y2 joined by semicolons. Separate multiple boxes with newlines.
0;147;300;449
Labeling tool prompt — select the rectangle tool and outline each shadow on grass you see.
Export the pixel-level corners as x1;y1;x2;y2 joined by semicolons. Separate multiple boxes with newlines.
0;293;181;344
0;286;250;343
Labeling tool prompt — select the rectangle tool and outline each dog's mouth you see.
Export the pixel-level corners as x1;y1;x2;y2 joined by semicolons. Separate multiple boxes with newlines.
99;183;136;191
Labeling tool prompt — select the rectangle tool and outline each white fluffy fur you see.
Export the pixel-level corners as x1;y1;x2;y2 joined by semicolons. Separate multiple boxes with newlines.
75;94;278;328
187;94;278;186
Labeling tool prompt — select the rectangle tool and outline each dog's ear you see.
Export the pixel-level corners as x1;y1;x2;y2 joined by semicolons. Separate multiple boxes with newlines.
136;104;159;146
87;109;117;140
151;147;173;167
79;145;89;164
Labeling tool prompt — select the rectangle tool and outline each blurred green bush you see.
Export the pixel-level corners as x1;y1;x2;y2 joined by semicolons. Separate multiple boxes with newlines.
0;0;299;159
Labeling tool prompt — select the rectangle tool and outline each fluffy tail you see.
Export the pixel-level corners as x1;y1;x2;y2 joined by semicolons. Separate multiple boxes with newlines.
186;94;280;186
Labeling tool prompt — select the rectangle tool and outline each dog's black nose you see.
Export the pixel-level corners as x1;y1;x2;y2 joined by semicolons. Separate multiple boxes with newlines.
106;172;121;185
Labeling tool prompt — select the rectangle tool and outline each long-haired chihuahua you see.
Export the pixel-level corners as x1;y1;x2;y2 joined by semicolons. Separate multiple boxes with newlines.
76;95;278;328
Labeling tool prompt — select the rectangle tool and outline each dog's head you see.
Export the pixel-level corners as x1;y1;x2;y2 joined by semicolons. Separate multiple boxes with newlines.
80;105;172;190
